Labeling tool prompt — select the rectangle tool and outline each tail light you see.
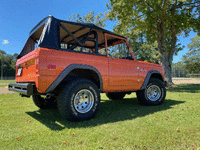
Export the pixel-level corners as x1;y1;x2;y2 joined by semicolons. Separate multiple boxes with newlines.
36;58;39;74
16;64;22;76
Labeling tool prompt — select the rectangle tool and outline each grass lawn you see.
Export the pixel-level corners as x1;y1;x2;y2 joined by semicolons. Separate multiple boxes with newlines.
0;80;15;83
0;80;15;87
0;85;8;88
0;84;199;149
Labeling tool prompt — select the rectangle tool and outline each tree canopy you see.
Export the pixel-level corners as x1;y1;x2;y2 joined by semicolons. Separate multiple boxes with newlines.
68;11;160;63
172;61;189;77
182;35;200;73
107;0;200;83
0;50;18;78
68;11;107;28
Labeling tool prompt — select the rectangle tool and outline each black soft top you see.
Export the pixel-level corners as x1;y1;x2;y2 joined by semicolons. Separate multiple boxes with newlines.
18;15;126;58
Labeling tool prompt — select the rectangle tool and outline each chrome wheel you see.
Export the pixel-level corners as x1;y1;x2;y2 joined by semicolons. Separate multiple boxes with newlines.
74;89;94;113
146;85;161;101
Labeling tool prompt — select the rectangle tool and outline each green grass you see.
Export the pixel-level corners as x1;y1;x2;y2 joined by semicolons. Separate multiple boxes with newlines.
0;85;8;88
0;84;200;149
0;80;15;87
0;80;15;83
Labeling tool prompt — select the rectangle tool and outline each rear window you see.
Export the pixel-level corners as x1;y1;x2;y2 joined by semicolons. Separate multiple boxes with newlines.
17;24;45;58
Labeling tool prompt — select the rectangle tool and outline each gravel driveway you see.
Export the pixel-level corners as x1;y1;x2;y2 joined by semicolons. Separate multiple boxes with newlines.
0;87;15;94
172;78;200;84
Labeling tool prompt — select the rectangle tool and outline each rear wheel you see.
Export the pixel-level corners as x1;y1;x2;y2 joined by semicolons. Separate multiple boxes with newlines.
136;78;166;106
106;92;126;100
32;94;57;109
57;79;100;121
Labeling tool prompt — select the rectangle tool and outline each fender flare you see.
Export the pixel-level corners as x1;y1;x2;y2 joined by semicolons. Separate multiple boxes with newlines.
140;70;164;90
45;64;103;93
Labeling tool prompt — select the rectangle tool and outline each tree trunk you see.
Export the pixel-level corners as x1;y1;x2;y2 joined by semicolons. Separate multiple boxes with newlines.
157;19;173;84
160;55;173;84
158;39;173;84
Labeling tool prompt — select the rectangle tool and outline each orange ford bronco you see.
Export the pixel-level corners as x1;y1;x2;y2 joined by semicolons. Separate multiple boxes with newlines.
9;16;167;121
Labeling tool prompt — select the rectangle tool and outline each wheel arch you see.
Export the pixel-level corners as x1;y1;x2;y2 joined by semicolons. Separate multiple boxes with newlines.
140;70;164;90
45;64;103;93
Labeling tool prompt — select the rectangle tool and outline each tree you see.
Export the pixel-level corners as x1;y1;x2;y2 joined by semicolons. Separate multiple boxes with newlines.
172;61;189;77
0;50;18;79
68;11;108;55
107;0;200;83
128;35;160;64
182;35;200;74
68;11;107;28
69;11;160;63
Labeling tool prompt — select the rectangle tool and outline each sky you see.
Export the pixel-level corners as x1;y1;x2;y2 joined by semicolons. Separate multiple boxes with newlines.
0;0;197;63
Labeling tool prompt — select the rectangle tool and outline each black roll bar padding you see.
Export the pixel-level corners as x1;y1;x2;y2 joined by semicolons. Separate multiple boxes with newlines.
94;31;98;54
80;28;93;52
65;32;90;47
81;30;98;54
61;26;85;42
60;23;83;47
80;30;98;53
67;30;99;54
68;38;87;50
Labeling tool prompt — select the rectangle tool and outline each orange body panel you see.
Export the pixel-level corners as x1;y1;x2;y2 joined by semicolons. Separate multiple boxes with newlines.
137;60;165;84
16;48;108;93
15;48;165;93
108;58;139;91
16;49;38;84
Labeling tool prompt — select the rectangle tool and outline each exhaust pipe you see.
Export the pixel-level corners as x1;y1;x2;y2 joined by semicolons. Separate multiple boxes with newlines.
46;93;52;99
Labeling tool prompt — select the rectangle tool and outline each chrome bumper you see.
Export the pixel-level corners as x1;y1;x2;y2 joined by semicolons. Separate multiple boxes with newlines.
8;83;34;97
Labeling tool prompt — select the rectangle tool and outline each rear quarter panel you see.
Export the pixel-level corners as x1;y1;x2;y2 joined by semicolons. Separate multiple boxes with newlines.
15;49;38;85
29;48;108;93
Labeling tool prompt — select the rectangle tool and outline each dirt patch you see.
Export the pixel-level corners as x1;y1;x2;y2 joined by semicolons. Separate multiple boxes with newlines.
0;87;15;94
172;78;200;84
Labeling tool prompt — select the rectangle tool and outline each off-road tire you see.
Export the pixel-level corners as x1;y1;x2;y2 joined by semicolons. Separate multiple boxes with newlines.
57;79;100;122
136;78;166;106
32;94;57;109
106;92;126;100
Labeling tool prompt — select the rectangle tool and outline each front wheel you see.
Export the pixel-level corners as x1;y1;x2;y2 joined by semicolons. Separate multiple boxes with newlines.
57;79;100;121
136;78;166;106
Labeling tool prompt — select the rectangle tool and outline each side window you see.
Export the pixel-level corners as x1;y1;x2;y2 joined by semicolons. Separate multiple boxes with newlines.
123;42;132;58
107;38;132;59
60;43;68;49
82;47;93;53
73;46;82;52
98;46;107;56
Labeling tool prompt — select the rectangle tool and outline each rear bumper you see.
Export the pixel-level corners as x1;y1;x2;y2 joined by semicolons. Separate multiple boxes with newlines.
8;83;34;97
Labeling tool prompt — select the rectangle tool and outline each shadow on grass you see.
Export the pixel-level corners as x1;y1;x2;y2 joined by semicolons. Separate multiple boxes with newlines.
26;98;184;130
167;84;200;93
